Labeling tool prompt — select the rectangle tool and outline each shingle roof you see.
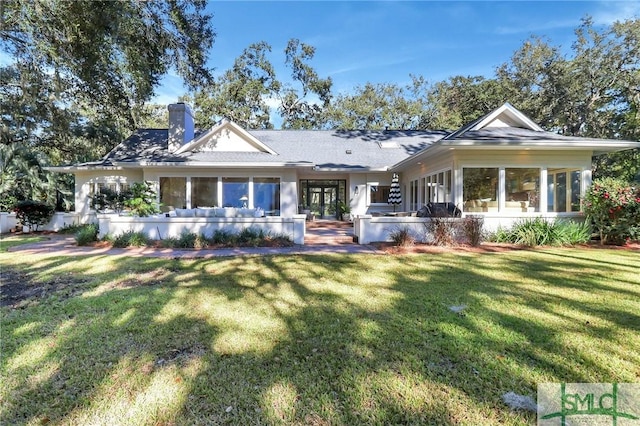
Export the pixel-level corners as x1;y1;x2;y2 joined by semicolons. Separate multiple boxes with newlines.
74;102;639;171
91;128;448;170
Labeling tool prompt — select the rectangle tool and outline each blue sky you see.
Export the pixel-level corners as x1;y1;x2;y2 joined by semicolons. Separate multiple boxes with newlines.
155;0;640;105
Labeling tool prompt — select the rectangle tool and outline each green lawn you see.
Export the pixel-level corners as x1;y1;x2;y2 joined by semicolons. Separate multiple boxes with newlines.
1;239;639;425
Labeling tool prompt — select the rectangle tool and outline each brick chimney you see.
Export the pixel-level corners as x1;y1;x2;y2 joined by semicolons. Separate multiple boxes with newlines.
168;103;195;152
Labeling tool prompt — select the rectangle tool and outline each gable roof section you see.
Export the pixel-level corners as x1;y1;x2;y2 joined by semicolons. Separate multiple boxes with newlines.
391;103;640;171
443;103;543;141
175;119;277;155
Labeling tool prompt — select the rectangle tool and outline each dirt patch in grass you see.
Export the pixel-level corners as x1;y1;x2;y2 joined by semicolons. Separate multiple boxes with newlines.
0;267;89;309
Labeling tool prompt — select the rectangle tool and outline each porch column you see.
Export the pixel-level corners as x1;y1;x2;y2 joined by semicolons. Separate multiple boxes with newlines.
186;177;192;208
499;168;506;211
540;168;548;213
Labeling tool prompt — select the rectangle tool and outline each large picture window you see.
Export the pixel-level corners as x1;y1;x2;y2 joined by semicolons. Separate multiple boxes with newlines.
222;177;249;207
463;168;498;212
506;168;539;212
254;178;280;214
191;177;218;207
160;177;186;210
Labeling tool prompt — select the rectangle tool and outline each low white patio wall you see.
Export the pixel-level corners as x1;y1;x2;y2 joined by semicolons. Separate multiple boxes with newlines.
1;212;82;233
0;213;19;233
97;214;307;245
353;213;585;244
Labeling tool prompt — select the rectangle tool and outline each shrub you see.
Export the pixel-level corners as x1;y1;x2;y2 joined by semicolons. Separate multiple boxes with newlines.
211;229;234;245
74;224;99;246
58;223;86;234
389;226;416;247
554;220;591;245
14;200;54;232
238;227;265;246
194;234;209;249
176;231;197;248
491;218;590;247
91;187;128;213
263;233;294;247
160;237;179;248
123;181;160;217
461;215;484;246
424;217;457;246
584;178;640;244
111;230;149;248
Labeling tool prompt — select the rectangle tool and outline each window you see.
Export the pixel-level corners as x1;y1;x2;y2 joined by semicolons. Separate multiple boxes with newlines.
463;168;498;212
424;170;452;204
548;169;581;212
506;168;540;212
160;177;186;209
222;177;249;207
370;185;390;204
89;179;130;211
254;178;280;214
191;177;218;207
410;180;419;210
570;170;581;212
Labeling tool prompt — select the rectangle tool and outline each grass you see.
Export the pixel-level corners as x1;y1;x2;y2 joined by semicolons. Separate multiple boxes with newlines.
0;235;45;252
1;237;639;425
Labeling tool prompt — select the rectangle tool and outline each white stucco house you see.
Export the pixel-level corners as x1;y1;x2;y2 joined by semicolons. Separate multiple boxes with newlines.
45;102;640;244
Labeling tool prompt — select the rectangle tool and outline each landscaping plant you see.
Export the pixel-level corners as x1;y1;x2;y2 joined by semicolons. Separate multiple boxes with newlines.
109;230;149;248
74;224;99;246
123;182;160;217
424;217;457;246
583;178;640;244
461;215;485;246
491;218;590;246
389;226;416;247
13;200;54;232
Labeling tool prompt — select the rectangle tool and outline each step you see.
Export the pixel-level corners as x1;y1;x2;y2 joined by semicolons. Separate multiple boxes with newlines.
304;235;355;246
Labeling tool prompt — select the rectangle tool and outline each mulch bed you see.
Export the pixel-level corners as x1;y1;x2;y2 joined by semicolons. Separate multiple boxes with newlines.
373;241;640;255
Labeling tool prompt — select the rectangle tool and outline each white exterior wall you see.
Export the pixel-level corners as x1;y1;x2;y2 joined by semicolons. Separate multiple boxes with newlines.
1;212;83;233
350;174;368;215
97;214;307;244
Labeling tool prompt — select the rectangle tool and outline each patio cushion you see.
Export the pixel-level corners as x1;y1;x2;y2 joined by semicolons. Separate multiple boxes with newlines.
195;207;216;217
175;208;195;217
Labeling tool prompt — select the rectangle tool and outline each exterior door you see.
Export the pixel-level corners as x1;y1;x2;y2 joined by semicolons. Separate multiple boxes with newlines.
309;185;338;218
299;180;346;219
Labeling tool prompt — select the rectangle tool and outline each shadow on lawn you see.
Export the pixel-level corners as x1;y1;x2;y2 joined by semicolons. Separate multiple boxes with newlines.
1;249;639;424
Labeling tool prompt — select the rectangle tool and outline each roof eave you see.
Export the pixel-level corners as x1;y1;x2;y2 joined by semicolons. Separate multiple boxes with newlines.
312;166;389;172
45;165;124;173
111;161;315;168
439;139;640;150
